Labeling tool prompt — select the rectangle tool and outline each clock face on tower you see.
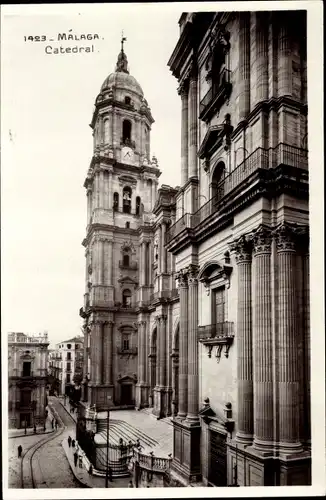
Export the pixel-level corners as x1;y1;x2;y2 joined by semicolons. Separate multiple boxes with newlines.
121;146;134;164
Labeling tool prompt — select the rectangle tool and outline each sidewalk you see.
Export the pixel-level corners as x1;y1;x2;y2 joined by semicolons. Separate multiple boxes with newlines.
8;405;56;439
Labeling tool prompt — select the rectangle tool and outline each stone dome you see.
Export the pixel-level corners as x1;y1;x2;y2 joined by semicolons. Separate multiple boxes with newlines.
101;71;143;97
100;45;144;97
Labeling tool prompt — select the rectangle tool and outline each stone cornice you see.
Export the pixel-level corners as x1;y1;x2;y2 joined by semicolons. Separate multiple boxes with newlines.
231;96;308;140
166;166;308;255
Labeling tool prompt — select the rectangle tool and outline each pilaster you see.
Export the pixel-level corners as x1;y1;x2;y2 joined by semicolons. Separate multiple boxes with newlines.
178;81;189;186
186;264;199;424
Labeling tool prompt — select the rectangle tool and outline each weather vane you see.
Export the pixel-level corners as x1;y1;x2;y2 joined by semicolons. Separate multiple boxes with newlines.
121;30;127;52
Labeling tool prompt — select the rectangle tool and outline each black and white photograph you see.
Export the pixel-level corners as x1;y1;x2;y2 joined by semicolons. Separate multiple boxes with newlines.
1;1;324;497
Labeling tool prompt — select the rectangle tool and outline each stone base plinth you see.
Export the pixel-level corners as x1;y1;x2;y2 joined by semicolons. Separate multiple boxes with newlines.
228;441;311;486
171;418;201;485
135;383;149;410
152;386;169;418
89;384;115;410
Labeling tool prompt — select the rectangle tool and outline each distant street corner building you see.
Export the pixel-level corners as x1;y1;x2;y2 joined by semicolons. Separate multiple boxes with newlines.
49;336;84;396
8;332;49;429
79;10;310;486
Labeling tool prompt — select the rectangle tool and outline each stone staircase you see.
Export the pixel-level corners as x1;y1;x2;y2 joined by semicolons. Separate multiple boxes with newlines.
139;408;174;427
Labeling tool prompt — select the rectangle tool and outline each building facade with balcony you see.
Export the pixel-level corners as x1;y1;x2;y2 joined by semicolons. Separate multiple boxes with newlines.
79;39;182;417
8;331;49;429
166;11;310;487
49;336;84;396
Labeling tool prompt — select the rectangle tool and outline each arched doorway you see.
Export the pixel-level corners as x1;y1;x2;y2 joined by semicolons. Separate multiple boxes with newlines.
148;327;157;407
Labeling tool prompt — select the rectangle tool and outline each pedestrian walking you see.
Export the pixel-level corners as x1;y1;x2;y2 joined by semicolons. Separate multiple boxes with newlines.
89;464;93;475
73;451;78;467
71;439;75;448
78;455;83;468
68;436;72;447
51;419;54;429
55;420;58;430
128;480;133;488
33;425;37;434
17;445;22;458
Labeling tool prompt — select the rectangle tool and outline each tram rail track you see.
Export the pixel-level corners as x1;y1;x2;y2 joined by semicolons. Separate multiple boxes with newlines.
21;403;65;489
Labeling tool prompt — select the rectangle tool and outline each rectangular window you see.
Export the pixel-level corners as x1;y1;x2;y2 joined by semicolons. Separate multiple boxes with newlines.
20;390;31;407
66;374;70;383
212;287;226;336
22;362;31;377
67;362;71;372
123;338;129;351
67;352;71;360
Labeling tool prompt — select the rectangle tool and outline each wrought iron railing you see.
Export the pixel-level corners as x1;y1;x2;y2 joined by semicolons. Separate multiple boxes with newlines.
119;260;138;270
149;289;178;302
198;322;235;341
166;143;308;244
117;347;138;355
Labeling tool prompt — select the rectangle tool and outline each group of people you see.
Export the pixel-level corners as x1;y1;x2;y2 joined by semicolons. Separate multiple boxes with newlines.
68;436;84;469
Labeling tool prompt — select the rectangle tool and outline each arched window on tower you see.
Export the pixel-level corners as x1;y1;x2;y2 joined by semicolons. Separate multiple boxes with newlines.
113;192;119;211
122;120;132;146
104;119;110;144
123;186;132;214
136;196;141;216
123;253;130;267
122;289;132;308
124;96;131;105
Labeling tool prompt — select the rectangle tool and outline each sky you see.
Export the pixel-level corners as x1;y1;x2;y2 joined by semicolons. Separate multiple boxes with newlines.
1;3;183;348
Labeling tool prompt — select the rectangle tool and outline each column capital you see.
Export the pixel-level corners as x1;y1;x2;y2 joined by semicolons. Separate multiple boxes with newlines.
135;320;147;327
177;79;189;97
230;235;252;263
273;222;297;252
103;320;114;327
251;225;272;255
176;269;188;288
187;264;200;284
155;314;167;323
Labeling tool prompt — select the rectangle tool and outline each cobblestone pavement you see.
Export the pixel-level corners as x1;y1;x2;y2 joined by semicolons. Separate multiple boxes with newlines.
30;396;81;488
8;433;49;488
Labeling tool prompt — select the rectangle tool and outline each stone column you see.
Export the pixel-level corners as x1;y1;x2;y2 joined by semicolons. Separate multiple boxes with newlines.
157;227;162;275
87;188;92;224
139;321;147;385
103;321;114;385
252;225;273;450
147;241;152;286
171;351;179;416
99;170;104;207
108;170;113;209
141;241;146;286
232;236;254;444
82;324;89;400
97;238;104;285
278;13;292;97
274;223;302;454
152;181;156;207
186;265;199;423
239;12;251;119
158;315;167;388
93;320;103;385
108;241;113;286
256;12;269;102
188;66;198;179
179;81;189;186
303;242;310;445
177;270;188;418
161;223;167;273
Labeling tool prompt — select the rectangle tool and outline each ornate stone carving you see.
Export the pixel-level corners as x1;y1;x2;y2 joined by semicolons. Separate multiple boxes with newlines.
251;225;272;255
176;269;188;288
230;235;252;263
273;222;296;252
177;79;189;97
187;264;199;285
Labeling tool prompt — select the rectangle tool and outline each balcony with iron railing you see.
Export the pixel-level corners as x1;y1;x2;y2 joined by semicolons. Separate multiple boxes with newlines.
149;289;178;303
199;68;232;121
119;260;138;270
117;347;138;355
198;322;235;360
166;143;308;245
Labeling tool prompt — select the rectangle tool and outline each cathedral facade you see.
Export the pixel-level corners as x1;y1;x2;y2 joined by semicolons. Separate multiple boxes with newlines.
80;10;310;487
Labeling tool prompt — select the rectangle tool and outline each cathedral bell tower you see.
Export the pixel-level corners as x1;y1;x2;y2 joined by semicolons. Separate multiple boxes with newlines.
81;37;161;410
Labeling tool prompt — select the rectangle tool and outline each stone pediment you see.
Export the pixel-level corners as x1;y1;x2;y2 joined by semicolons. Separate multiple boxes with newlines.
118;174;137;185
118;276;138;288
198;260;233;291
117;374;137;383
